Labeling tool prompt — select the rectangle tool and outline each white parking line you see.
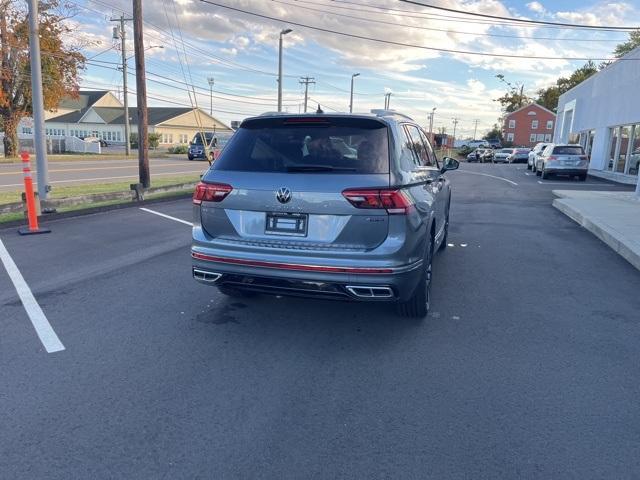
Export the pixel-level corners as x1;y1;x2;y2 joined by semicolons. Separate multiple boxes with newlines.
0;239;65;353
456;170;518;186
537;181;603;186
139;207;193;226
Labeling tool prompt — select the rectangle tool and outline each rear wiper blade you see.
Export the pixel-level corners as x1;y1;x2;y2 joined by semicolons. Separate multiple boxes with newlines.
286;166;356;172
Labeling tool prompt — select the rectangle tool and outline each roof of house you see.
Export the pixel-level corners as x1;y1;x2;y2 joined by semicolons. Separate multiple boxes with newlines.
50;106;231;129
504;103;556;118
56;90;111;111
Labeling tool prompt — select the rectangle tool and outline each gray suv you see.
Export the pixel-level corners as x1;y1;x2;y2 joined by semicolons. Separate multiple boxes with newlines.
191;110;459;317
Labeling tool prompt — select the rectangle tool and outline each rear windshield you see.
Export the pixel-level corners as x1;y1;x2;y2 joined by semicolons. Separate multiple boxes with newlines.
553;146;584;155
192;133;215;145
213;117;389;174
515;149;530;154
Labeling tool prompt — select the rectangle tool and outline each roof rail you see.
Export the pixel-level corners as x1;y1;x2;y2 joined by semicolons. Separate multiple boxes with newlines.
370;109;414;121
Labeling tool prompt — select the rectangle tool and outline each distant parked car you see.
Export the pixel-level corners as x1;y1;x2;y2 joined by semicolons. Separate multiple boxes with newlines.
493;148;513;163
535;144;589;180
467;148;491;162
486;138;502;149
188;131;217;161
481;148;494;162
528;142;551;171
508;148;530;164
461;140;489;149
629;148;640;175
82;136;108;147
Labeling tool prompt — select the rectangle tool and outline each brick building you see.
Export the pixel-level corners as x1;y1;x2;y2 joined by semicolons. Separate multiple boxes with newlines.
502;103;556;147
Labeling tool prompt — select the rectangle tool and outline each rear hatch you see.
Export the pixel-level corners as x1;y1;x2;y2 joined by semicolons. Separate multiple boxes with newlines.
551;146;587;166
198;116;391;252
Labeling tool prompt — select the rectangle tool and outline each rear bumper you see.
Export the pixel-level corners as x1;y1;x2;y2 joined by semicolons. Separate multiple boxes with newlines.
545;167;588;175
191;251;423;301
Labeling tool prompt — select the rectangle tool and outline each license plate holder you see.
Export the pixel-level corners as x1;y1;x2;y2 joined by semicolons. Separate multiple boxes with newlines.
265;212;308;236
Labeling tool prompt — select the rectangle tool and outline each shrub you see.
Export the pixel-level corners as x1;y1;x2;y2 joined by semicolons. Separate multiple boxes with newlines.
168;144;189;154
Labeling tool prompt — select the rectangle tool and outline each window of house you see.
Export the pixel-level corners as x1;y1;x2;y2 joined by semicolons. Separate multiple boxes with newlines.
508;120;516;129
529;133;536;143
180;134;189;144
506;132;514;142
547;120;553;130
544;134;552;142
532;120;538;129
536;134;544;141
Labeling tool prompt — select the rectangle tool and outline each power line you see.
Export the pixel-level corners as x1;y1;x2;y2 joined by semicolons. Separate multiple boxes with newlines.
197;0;634;61
272;0;624;42
399;0;640;31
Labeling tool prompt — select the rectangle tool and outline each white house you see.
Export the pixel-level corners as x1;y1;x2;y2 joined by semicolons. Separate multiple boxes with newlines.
19;90;232;146
554;46;640;185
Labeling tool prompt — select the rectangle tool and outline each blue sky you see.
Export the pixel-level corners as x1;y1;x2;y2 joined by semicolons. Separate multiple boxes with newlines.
70;0;640;138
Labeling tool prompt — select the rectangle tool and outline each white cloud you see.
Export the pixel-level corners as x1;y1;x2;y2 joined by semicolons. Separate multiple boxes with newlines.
526;2;546;14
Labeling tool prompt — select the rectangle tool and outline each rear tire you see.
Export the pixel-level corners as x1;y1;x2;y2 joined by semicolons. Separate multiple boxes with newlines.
397;237;432;318
541;166;549;180
218;286;257;298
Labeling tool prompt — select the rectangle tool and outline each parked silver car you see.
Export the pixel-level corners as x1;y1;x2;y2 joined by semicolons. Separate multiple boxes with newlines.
493;148;513;163
191;111;459;318
535;144;589;180
528;142;550;171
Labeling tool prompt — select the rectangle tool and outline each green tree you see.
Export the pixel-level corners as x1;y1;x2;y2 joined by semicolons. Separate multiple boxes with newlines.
613;30;640;58
494;74;532;113
0;0;84;157
535;61;598;112
148;133;161;149
483;124;503;142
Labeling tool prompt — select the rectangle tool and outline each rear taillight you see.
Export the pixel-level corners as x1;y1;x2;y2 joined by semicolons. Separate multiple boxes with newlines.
580;155;588;161
548;156;557;161
342;188;414;214
193;182;232;205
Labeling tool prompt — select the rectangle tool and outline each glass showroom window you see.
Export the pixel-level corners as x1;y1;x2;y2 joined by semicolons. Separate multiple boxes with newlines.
628;125;640;176
615;126;631;173
608;127;619;171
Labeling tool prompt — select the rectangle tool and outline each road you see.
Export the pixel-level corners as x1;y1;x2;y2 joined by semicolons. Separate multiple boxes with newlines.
0;157;208;191
1;163;639;479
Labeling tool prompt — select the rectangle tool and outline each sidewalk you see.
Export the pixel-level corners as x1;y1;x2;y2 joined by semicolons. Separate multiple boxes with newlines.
553;190;640;271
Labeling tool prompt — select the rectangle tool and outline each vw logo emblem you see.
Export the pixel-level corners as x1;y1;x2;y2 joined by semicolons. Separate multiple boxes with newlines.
276;187;292;204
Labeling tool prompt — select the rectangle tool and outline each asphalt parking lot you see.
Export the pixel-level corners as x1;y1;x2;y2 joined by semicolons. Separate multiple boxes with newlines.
1;162;639;479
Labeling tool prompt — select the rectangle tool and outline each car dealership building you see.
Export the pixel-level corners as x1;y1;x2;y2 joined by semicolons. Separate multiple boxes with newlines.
554;46;640;187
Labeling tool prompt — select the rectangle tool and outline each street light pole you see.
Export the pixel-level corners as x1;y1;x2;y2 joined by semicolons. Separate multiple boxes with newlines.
349;73;360;113
277;28;292;112
207;77;215;116
428;107;436;143
26;0;49;201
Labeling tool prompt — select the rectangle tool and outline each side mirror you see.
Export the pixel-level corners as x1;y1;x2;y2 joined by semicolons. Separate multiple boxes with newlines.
441;157;459;173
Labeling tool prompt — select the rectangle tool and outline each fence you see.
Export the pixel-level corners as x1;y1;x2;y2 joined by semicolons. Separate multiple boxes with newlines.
0;134;101;155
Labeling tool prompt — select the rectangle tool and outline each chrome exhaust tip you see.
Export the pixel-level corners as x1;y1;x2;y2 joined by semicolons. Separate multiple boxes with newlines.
346;285;394;299
193;269;222;283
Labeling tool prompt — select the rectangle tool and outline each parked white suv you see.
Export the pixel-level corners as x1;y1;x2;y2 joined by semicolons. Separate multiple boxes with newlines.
528;142;550;172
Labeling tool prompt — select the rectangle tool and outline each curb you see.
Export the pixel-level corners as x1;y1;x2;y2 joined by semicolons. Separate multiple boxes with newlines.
552;198;640;271
0;191;193;231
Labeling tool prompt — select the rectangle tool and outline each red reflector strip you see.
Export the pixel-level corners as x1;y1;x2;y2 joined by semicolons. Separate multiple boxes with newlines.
191;252;393;274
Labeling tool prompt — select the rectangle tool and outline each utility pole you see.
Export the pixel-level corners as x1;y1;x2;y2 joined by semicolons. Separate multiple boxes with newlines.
132;0;149;188
277;28;292;112
384;92;392;109
111;14;133;156
452;118;459;146
299;76;315;113
473;119;479;140
349;73;360;113
26;0;50;201
207;77;215;116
